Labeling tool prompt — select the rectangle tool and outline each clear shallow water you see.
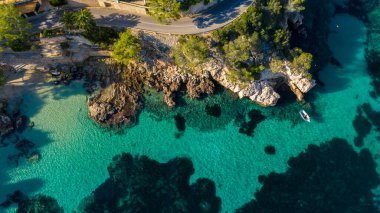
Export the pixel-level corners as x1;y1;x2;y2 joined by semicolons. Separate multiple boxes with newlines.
0;14;380;212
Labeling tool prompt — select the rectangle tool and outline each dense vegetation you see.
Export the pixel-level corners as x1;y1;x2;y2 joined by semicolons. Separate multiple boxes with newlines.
61;9;96;32
147;0;214;23
147;0;181;24
0;4;31;52
111;30;141;65
173;35;210;68
173;0;313;82
61;9;119;47
48;0;66;7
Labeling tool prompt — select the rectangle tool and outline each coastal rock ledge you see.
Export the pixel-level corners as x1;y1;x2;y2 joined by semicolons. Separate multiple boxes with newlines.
199;57;315;107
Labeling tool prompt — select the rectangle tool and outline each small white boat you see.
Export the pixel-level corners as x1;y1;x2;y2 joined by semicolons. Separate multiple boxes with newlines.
299;110;311;123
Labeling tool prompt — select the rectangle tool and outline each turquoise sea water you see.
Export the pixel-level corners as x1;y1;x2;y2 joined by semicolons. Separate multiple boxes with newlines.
1;14;380;212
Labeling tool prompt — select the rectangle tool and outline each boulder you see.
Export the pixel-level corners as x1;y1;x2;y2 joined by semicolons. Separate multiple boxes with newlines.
16;115;28;133
15;139;35;154
87;84;143;127
27;151;41;164
238;81;280;107
0;113;14;136
164;92;176;108
186;76;215;99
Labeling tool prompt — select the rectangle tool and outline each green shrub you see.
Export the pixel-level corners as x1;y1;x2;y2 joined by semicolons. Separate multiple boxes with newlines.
48;0;66;6
0;4;31;50
9;39;30;52
40;28;64;38
173;35;210;67
111;30;141;65
83;26;119;47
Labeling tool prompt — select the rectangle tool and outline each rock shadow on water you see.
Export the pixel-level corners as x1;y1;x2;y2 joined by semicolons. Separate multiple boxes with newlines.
77;153;221;213
205;104;222;118
0;91;54;210
236;138;380;213
174;113;186;138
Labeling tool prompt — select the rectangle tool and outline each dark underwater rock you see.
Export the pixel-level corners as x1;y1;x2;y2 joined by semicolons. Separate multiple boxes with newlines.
264;145;276;155
345;0;379;22
237;138;380;213
353;109;372;147
239;109;266;137
78;153;221;213
7;152;24;167
28;121;34;129
205;104;222;117
1;190;26;208
361;103;380;131
27;151;41;164
15;139;35;155
16;194;63;213
15;115;28;133
0;113;14;137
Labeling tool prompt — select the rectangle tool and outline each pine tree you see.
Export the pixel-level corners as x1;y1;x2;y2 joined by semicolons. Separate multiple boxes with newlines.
147;0;181;24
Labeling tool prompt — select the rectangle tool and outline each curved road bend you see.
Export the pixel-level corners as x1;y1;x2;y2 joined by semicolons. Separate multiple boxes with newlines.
31;0;252;34
91;0;252;34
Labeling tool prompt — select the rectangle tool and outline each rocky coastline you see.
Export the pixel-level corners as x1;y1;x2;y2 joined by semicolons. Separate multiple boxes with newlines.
50;28;315;128
0;7;317;130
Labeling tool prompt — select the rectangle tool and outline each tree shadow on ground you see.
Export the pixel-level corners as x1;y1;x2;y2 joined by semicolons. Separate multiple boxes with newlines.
30;10;64;32
95;13;140;30
236;138;380;213
192;0;251;29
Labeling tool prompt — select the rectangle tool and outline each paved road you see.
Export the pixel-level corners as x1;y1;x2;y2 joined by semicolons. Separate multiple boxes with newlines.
31;0;252;34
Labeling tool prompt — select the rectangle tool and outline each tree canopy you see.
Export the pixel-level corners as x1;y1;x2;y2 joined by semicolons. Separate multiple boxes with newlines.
173;35;210;67
223;35;252;65
0;4;31;51
60;11;77;30
147;0;181;24
111;30;141;65
290;48;313;74
75;9;96;32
